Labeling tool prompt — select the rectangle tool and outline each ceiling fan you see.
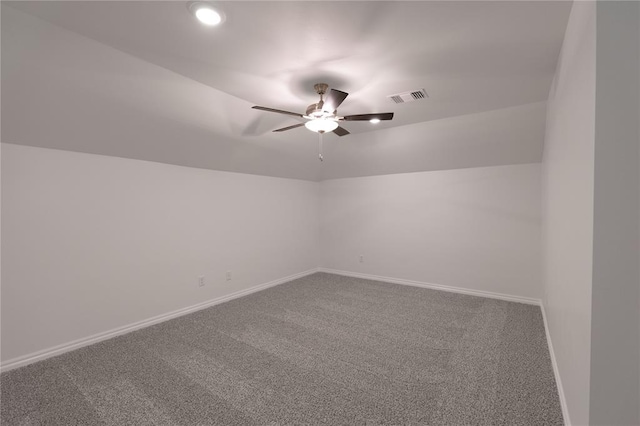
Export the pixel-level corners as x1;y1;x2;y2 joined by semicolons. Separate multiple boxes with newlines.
252;83;394;136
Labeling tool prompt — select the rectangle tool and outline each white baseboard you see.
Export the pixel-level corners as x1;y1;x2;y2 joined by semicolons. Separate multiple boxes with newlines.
0;268;319;373
318;268;541;305
540;302;571;426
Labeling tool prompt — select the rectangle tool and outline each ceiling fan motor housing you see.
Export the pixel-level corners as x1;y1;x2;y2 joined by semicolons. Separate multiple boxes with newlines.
313;83;329;95
306;103;334;119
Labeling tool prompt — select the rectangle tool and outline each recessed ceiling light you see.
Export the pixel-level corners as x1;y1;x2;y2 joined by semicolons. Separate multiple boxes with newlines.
188;2;225;26
369;118;381;124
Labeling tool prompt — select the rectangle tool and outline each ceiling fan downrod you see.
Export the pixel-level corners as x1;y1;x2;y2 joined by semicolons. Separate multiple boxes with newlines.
314;83;328;111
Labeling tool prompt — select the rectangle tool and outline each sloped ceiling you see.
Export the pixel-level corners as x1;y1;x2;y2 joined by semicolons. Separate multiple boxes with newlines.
1;1;571;181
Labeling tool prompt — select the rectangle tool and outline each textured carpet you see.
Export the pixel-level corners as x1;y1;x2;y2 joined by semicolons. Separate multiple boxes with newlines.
1;273;563;425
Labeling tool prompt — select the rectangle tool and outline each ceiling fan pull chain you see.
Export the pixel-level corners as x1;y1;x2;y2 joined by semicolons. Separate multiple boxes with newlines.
318;132;324;162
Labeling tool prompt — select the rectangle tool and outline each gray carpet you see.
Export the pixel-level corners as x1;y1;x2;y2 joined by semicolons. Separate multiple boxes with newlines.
1;273;563;425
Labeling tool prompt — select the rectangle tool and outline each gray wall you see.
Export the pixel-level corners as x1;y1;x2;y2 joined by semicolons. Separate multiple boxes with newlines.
541;2;596;424
320;164;543;300
590;2;640;425
1;144;320;363
543;2;640;424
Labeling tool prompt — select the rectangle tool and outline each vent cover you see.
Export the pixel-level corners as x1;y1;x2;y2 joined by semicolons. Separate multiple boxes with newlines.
388;89;429;104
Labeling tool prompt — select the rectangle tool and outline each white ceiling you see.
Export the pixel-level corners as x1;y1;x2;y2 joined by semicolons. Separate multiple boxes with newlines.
2;1;572;181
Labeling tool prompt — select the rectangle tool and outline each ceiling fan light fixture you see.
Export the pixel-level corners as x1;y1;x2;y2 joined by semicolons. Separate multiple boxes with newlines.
305;119;339;133
188;2;225;26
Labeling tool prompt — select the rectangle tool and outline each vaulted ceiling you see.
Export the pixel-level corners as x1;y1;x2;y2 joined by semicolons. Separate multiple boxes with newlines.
2;1;572;181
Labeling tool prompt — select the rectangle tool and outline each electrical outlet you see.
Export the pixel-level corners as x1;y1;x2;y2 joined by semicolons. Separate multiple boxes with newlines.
226;270;232;281
359;255;364;263
198;276;205;287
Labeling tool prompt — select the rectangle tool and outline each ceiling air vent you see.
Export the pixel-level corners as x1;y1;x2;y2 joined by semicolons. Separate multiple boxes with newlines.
388;89;429;104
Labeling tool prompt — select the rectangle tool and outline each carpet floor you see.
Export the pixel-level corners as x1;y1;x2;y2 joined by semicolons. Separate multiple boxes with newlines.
1;273;563;425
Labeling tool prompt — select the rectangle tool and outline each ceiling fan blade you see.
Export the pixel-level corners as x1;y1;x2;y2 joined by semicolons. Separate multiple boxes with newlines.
342;112;394;121
322;89;349;112
273;123;306;132
252;106;303;118
333;126;350;137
